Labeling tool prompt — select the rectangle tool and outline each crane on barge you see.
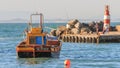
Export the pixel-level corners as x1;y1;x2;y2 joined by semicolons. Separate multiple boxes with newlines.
16;13;62;58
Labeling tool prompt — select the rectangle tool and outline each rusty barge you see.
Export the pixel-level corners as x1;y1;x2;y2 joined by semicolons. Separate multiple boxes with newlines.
16;13;62;58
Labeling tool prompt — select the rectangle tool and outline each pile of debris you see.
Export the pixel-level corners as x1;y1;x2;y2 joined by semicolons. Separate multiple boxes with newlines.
50;19;116;37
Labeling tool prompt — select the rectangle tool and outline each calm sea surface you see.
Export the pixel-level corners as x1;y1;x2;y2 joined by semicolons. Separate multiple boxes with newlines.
0;22;120;68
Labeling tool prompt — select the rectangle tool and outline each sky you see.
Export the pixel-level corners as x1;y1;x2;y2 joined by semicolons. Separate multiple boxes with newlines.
0;0;120;22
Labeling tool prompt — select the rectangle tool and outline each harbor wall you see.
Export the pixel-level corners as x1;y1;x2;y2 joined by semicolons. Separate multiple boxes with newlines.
61;32;120;43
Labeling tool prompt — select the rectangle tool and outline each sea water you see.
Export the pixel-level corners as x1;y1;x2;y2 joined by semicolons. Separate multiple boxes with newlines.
0;22;120;68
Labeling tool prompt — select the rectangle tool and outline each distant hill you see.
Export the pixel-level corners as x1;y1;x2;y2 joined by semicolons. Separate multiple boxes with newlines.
0;18;119;23
0;18;28;23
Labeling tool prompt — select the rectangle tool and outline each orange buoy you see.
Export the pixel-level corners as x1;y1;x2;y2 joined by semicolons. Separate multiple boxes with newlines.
64;59;71;68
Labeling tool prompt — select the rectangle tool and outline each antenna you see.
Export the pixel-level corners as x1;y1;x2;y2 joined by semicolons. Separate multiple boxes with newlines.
65;9;70;22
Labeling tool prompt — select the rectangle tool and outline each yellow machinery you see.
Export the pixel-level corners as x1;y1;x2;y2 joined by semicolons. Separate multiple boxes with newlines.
16;13;61;58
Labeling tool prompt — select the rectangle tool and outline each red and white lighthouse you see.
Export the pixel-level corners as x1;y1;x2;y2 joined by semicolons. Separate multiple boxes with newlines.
103;5;110;33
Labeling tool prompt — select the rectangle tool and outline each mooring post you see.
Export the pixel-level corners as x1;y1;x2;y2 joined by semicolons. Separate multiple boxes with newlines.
97;38;99;44
96;34;100;44
62;36;64;42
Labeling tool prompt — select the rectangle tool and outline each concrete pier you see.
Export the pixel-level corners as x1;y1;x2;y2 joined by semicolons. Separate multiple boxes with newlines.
61;31;120;43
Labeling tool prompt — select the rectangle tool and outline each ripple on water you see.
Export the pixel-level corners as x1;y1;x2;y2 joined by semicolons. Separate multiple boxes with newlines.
0;23;120;68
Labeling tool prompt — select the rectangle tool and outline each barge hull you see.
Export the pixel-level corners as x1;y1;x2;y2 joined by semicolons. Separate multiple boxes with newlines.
17;52;60;58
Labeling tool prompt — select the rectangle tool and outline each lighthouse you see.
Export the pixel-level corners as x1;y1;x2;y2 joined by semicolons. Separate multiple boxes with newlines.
103;5;110;33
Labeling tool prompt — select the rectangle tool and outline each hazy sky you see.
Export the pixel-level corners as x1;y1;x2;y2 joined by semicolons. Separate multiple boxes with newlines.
0;0;120;21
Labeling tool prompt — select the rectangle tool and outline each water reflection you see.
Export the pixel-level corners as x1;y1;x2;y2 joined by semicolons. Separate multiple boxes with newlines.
17;58;50;65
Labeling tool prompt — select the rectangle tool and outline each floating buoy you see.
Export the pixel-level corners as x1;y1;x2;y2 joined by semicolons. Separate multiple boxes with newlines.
64;59;71;68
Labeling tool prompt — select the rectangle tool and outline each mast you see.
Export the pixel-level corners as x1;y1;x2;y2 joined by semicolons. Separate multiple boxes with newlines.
40;13;43;29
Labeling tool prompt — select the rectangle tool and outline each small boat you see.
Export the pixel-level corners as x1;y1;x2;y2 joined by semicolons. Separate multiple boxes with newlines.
16;13;62;58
